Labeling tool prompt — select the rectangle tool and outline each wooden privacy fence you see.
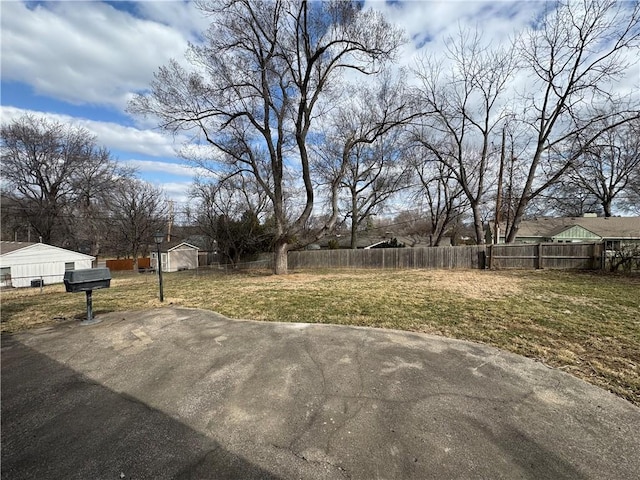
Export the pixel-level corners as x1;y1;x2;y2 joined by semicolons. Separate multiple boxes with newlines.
487;242;603;270
288;245;487;270
288;242;604;271
105;257;151;271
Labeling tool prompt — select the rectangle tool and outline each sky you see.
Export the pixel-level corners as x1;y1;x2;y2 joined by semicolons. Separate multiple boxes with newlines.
1;0;636;211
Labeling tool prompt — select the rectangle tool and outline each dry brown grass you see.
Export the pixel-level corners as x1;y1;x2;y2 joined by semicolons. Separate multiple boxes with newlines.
1;268;638;405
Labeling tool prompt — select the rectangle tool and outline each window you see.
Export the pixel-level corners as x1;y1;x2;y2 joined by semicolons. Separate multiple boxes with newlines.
605;240;621;251
65;262;75;271
0;267;10;280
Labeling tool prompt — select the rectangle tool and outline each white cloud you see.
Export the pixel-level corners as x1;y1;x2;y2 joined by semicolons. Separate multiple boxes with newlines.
0;1;191;109
132;1;211;41
154;181;194;204
365;0;542;63
123;158;213;179
0;105;181;158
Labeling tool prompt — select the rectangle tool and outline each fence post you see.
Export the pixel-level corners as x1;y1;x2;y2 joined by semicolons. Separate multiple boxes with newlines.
597;243;605;270
536;243;541;269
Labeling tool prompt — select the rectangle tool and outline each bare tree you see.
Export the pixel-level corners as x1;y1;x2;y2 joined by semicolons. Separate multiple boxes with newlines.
342;133;412;248
66;150;135;256
108;178;167;268
386;210;428;245
533;180;602;218
624;173;640;215
413;28;517;244
0;194;29;241
129;0;403;273
314;74;417;248
410;155;467;247
506;0;640;241
0;115;123;246
538;119;640;218
568;118;640;217
191;173;272;265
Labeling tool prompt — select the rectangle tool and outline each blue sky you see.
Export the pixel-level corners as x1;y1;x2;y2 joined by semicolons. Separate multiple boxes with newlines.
2;0;630;208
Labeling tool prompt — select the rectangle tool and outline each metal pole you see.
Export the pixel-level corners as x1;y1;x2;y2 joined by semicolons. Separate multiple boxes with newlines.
86;290;93;322
157;244;164;302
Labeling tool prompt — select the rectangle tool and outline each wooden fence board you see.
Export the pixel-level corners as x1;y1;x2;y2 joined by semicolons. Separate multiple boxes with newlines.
288;245;487;270
105;258;151;271
488;242;602;270
289;242;602;271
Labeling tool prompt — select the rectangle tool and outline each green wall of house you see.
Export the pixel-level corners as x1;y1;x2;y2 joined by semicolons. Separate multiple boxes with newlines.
551;225;601;242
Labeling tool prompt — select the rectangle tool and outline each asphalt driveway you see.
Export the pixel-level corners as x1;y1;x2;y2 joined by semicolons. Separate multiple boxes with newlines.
2;307;639;479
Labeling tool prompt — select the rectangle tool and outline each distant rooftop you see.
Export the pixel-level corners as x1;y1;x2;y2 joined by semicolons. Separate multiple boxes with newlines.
515;216;640;239
0;241;37;255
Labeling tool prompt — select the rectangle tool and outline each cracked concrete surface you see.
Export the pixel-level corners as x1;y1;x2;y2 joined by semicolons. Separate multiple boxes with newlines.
2;307;639;479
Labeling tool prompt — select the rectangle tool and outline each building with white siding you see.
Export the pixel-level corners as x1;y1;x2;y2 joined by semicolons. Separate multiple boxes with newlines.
0;242;95;288
150;241;199;272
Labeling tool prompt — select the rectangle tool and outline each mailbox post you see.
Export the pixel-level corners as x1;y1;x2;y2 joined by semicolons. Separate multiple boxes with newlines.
63;268;111;325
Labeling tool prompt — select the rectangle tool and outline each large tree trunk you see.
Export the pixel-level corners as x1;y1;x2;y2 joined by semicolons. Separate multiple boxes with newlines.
274;240;288;275
132;247;139;272
350;193;359;249
471;203;485;245
350;223;358;250
506;191;530;243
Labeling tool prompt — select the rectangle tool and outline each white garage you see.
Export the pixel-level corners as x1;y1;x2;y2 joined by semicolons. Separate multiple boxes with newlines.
0;241;95;288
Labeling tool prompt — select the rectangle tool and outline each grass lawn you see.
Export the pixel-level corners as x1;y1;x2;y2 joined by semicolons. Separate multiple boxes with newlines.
1;268;639;406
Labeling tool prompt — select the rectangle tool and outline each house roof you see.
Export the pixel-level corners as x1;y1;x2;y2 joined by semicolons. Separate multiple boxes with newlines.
546;224;601;239
168;242;199;252
0;241;95;261
513;216;640;240
314;234;435;249
155;241;199;252
316;235;397;249
0;241;37;255
316;235;378;249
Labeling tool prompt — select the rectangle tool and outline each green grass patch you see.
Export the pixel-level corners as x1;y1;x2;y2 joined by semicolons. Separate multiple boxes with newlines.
1;268;638;405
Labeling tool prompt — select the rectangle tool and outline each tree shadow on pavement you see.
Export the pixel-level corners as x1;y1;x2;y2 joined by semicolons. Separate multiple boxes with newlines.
0;336;280;480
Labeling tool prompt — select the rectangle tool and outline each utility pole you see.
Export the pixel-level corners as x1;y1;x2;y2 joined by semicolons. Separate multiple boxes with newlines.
167;200;174;242
494;124;506;245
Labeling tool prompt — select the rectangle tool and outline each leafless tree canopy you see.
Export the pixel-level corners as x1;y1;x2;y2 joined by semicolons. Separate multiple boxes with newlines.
107;178;167;265
412;27;518;244
312;72;417;249
569;118;640;217
506;0;640;240
122;0;640;258
1;114;131;251
190;172;274;264
408;153;467;247
406;1;639;244
129;0;404;273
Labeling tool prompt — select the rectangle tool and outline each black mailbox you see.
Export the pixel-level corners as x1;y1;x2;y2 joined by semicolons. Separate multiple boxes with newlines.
63;268;111;325
64;268;111;293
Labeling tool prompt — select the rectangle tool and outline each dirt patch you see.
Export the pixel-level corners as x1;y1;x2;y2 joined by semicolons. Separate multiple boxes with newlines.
408;270;524;300
240;269;524;299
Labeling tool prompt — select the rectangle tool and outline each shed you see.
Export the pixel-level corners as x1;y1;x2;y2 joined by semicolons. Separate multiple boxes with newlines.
150;241;199;272
0;242;95;288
